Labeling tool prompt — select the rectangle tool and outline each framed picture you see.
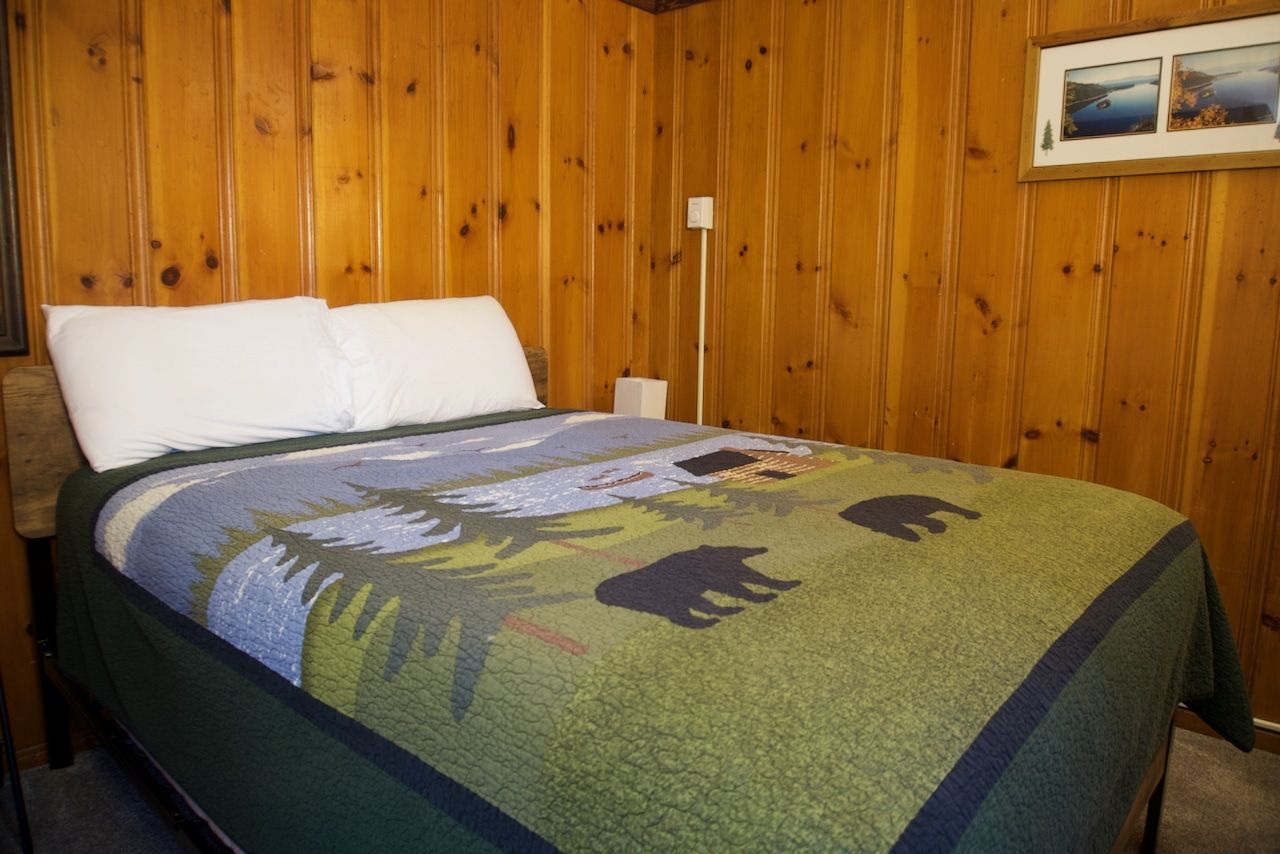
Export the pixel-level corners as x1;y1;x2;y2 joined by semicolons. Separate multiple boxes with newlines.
1019;3;1280;182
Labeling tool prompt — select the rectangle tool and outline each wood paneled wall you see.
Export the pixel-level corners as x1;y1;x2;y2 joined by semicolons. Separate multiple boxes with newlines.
0;0;654;762
646;0;1280;726
2;0;1278;764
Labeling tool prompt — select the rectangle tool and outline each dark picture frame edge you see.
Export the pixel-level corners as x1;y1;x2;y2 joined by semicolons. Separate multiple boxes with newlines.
0;0;27;356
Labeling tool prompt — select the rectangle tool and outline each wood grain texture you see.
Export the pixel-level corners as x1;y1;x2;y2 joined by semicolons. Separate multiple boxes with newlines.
1093;174;1194;500
524;345;549;406
41;0;135;306
2;0;655;760
669;0;724;426
309;0;374;307
882;0;968;456
497;0;543;343
1178;169;1280;643
378;0;440;301
547;0;590;409
142;0;224;305
1;366;82;539
441;0;492;299
945;0;1030;468
715;0;769;431
629;8;655;380
4;0;52;760
646;10;679;392
648;0;1280;734
590;0;631;412
1254;495;1280;723
821;0;896;449
766;0;831;441
6;0;1280;758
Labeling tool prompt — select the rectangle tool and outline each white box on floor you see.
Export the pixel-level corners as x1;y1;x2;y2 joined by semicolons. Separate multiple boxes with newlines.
613;377;668;419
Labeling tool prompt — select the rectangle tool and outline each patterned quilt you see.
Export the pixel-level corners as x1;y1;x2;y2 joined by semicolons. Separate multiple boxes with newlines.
55;409;1254;852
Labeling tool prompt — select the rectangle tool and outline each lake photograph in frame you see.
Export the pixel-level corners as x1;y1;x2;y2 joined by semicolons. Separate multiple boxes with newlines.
1061;57;1162;139
1168;42;1280;131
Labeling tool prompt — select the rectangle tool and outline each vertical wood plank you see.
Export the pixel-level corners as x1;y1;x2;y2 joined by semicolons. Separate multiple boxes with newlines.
768;0;830;440
676;1;725;426
141;0;224;306
1015;0;1112;477
41;0;134;305
379;0;442;302
231;0;304;301
1102;0;1206;501
882;0;967;456
1252;494;1280;723
309;0;373;307
647;9;680;391
945;0;1031;467
1179;170;1280;638
496;0;543;343
213;0;237;302
546;0;588;408
822;0;897;449
714;0;770;430
295;0;316;298
441;0;493;298
629;7;655;380
1092;174;1194;499
537;0;552;346
589;0;630;413
121;0;147;306
3;0;49;757
10;0;51;329
366;0;384;302
1017;182;1110;477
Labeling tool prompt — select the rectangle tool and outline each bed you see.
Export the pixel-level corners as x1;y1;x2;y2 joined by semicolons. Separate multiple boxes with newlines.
3;334;1255;853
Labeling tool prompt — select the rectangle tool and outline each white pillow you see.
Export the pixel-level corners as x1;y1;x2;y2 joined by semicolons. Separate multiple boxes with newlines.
331;296;542;431
44;297;355;472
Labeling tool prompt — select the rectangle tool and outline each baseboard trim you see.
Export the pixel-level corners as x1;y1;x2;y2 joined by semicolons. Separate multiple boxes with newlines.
1175;708;1280;753
1253;717;1280;735
15;730;96;771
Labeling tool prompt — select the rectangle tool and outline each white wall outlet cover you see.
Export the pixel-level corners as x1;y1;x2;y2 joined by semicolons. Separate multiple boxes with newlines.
686;196;714;230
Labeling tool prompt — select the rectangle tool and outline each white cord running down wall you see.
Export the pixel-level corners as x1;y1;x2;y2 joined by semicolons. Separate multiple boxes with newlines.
696;227;708;426
687;196;714;426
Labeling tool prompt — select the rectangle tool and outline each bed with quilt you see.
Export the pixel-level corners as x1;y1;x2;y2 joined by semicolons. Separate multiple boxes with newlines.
12;296;1253;852
50;405;1252;852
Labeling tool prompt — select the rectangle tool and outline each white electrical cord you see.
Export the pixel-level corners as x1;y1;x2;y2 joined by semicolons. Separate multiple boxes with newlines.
696;227;708;427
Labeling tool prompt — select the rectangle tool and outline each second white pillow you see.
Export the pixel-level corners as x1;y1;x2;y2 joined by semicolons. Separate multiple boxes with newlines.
332;296;542;431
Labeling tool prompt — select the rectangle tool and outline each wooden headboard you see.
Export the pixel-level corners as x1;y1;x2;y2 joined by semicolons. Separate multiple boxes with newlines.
2;345;550;541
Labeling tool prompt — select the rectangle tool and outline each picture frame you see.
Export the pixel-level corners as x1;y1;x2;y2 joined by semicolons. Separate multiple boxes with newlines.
1018;2;1280;182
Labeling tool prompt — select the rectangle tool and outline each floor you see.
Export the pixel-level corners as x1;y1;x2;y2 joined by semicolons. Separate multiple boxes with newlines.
1;729;1278;852
1118;729;1280;854
1;748;180;854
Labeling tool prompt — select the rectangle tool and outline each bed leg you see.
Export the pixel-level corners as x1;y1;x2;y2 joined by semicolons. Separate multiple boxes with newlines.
1139;718;1176;854
26;537;72;769
38;665;72;769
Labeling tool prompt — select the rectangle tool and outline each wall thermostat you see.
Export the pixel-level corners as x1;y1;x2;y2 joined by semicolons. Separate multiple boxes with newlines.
686;196;714;230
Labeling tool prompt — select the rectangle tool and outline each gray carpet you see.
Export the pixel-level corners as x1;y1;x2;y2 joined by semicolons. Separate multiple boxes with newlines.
0;748;180;854
0;730;1277;852
1118;730;1280;854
